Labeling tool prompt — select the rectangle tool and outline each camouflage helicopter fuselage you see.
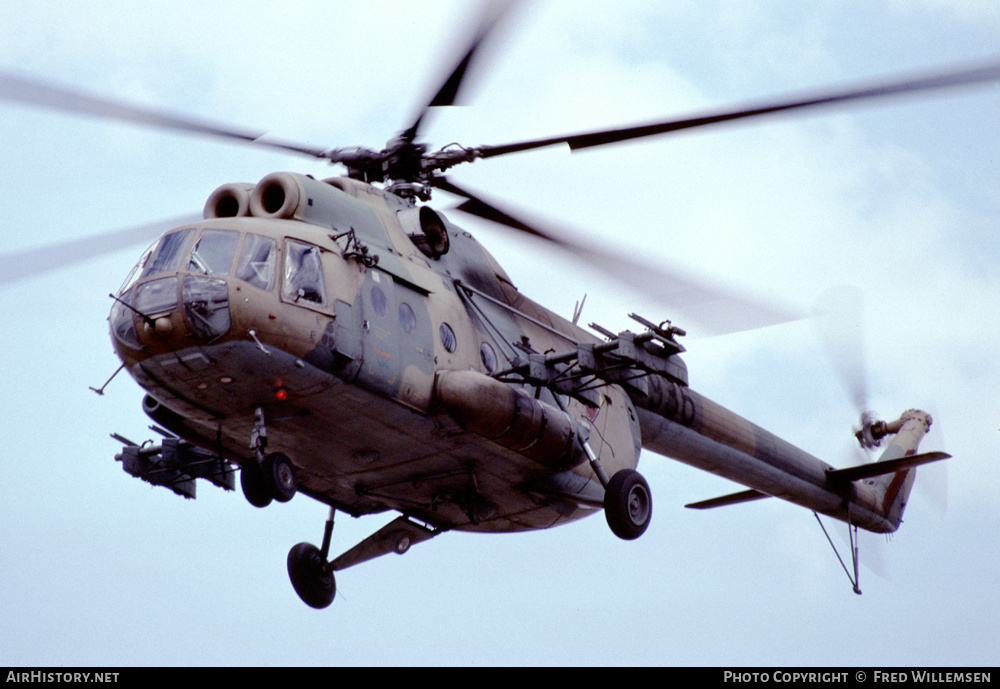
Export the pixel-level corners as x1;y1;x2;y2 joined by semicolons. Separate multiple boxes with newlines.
110;172;934;544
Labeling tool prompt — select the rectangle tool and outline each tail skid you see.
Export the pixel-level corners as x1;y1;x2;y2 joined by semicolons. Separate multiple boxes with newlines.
815;511;865;595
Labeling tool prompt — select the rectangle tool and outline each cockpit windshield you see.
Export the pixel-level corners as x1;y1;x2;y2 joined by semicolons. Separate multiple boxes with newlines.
133;227;278;290
113;228;331;349
188;229;239;275
235;234;277;291
119;227;333;314
141;228;195;279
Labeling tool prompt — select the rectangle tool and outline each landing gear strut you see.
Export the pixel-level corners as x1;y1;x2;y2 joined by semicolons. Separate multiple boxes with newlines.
286;508;441;608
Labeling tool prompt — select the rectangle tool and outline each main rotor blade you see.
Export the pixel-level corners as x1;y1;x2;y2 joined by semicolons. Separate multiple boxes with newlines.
402;0;520;142
0;70;329;159
432;176;564;244
0;214;198;286
476;59;1000;159
434;177;804;336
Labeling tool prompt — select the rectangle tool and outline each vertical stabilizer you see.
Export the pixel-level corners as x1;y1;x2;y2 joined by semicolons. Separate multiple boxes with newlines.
869;409;934;530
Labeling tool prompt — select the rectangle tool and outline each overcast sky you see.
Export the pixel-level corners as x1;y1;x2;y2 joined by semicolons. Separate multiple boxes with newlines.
1;0;998;667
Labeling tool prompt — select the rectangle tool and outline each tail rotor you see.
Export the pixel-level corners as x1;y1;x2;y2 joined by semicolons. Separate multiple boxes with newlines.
811;285;948;584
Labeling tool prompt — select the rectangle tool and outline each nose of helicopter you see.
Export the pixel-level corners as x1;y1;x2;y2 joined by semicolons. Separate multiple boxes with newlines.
110;225;236;353
110;212;304;349
106;215;347;418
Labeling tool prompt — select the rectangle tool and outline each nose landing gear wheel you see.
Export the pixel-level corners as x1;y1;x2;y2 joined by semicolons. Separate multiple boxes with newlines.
241;453;297;507
604;469;652;540
287;542;336;609
240;460;272;508
263;452;297;502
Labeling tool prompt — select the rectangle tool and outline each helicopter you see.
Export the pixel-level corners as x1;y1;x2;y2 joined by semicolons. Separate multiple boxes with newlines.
2;3;994;612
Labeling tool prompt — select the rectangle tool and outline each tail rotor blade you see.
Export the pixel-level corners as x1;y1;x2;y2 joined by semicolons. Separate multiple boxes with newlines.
813;287;949;512
812;285;870;415
914;406;949;516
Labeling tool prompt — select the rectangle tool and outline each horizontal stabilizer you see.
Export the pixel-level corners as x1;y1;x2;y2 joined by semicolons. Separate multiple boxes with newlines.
826;451;951;483
686;488;771;510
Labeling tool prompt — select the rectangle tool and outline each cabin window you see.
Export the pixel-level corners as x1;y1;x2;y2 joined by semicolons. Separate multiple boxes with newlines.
235;234;277;291
480;342;497;374
189;229;239;275
398;302;416;334
282;240;327;307
370;286;388;317
439;323;456;353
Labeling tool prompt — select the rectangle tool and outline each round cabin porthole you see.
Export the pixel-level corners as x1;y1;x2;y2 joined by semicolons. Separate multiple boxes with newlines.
370;285;388;317
439;323;456;353
399;302;416;334
480;342;497;374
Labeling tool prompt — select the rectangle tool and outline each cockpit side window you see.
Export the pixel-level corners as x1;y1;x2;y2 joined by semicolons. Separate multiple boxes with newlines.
141;228;195;279
189;229;239;275
235;233;277;291
282;240;327;308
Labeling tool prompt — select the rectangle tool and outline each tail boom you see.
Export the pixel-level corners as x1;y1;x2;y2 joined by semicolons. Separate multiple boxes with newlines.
635;375;941;533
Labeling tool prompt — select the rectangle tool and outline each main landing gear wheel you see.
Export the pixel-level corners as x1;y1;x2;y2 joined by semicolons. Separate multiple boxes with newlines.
287;542;336;609
604;469;652;540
